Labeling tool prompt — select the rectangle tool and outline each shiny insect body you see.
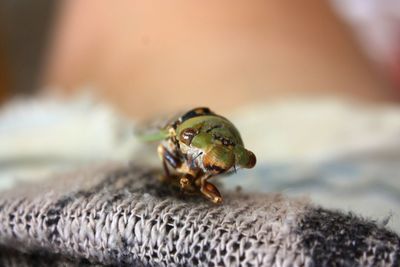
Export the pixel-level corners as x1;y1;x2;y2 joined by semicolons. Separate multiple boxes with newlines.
144;107;256;204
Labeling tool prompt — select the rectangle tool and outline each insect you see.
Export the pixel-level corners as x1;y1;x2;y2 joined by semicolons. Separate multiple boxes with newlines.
142;107;256;204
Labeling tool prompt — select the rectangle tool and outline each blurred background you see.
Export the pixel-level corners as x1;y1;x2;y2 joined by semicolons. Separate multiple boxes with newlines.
1;0;400;232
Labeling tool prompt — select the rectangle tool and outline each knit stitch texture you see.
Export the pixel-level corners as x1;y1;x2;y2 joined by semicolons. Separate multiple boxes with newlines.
0;163;399;266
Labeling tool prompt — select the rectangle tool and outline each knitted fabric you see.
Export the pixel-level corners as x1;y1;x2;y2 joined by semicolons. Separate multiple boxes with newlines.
0;163;399;267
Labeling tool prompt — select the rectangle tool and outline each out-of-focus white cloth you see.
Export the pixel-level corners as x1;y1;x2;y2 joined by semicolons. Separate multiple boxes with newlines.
0;95;139;189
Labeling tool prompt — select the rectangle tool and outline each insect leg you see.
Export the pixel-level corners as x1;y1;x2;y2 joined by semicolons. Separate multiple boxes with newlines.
179;172;198;193
198;175;223;204
157;144;181;177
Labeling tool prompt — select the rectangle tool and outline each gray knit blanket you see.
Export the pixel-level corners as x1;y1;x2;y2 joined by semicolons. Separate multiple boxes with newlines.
0;163;399;267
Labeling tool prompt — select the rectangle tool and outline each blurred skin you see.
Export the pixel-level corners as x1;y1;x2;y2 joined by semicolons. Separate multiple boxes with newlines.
43;0;399;119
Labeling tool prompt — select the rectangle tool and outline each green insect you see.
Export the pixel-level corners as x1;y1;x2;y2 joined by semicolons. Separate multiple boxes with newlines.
142;107;256;204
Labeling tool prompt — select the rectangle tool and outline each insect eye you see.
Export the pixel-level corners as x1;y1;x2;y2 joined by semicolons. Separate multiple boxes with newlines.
180;128;197;145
